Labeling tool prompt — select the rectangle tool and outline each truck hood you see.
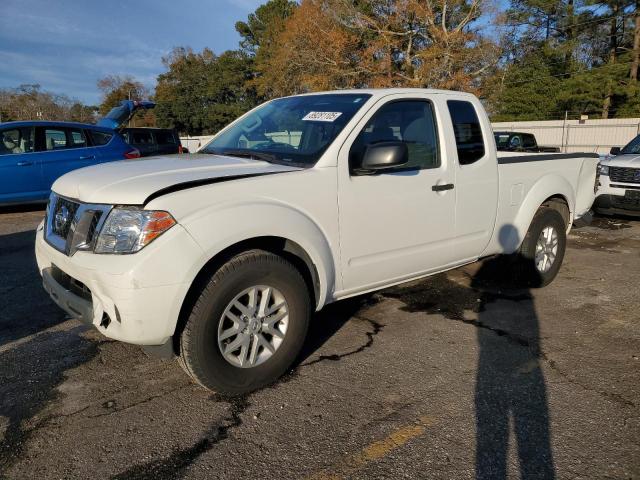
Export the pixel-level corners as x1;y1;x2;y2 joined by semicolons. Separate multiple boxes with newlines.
52;154;301;205
601;153;640;167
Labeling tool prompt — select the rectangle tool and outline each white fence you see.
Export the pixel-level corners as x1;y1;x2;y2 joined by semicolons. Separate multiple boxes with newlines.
492;118;640;154
180;135;214;153
182;118;640;155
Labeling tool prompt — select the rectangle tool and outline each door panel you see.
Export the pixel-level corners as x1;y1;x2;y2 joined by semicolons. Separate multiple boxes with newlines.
40;127;100;190
445;98;498;260
0;126;44;203
337;95;457;292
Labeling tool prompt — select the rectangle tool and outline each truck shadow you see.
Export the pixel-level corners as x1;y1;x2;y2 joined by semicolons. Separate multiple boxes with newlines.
0;229;68;348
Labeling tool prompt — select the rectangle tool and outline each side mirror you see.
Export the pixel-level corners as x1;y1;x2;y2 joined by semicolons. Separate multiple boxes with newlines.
610;146;621;155
357;141;408;172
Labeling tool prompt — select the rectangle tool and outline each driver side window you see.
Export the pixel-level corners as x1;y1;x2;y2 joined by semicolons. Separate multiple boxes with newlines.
0;127;35;155
349;100;440;173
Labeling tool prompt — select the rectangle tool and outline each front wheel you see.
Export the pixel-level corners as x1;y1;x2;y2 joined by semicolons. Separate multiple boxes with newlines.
178;250;310;395
516;208;567;287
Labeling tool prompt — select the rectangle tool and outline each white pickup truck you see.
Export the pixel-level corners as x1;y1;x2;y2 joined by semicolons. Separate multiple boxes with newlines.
36;89;599;394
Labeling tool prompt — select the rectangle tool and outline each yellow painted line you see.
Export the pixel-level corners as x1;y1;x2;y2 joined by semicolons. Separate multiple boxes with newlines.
308;415;436;480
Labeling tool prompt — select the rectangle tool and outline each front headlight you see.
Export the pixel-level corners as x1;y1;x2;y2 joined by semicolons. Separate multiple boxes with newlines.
94;208;176;254
597;163;609;176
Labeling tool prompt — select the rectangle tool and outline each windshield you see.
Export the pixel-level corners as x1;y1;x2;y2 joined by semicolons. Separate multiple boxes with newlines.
202;93;372;166
621;134;640;155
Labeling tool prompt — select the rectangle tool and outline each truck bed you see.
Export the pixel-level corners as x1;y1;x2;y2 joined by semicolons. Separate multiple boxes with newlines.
484;152;599;256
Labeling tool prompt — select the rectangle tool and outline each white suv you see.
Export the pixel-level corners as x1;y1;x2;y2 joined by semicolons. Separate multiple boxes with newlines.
595;135;640;216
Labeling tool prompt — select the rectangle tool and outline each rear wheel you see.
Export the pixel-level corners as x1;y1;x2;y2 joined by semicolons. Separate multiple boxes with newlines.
178;250;310;395
516;208;567;287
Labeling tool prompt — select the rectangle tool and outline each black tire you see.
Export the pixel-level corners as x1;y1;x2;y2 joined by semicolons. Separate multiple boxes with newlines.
515;207;567;288
178;249;310;395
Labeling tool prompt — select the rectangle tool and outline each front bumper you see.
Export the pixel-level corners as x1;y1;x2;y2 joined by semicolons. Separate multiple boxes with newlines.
595;174;640;216
42;267;93;324
594;194;640;216
36;221;204;345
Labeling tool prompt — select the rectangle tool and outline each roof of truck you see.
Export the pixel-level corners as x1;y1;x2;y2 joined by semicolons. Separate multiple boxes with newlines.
289;88;478;99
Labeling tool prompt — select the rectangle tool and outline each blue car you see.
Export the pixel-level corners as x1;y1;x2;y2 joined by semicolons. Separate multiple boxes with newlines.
0;100;155;205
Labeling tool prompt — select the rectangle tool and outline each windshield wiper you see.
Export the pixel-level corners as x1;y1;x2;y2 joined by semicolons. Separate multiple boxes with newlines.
210;149;278;163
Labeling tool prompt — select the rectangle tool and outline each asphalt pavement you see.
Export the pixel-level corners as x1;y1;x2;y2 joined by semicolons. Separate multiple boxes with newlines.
0;206;638;479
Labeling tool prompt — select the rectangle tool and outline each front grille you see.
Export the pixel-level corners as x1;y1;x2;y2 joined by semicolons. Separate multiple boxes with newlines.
52;197;80;239
612;195;640;210
51;264;92;301
44;193;112;256
85;211;103;245
609;166;640;184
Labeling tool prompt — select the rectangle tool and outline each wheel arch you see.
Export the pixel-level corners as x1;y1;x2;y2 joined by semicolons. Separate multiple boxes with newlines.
541;194;571;231
172;235;327;355
502;174;575;254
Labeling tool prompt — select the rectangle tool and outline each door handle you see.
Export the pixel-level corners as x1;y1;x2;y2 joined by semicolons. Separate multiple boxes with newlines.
79;155;95;160
432;183;454;192
16;161;33;166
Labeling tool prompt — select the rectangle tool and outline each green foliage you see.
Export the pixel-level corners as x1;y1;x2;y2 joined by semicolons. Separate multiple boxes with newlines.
68;103;98;123
154;48;259;135
235;0;296;54
490;54;563;121
487;0;639;120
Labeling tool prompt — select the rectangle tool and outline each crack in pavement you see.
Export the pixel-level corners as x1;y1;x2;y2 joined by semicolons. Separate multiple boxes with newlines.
446;315;636;408
107;305;387;478
383;272;637;409
109;395;250;480
541;355;636;408
89;384;193;419
301;315;385;367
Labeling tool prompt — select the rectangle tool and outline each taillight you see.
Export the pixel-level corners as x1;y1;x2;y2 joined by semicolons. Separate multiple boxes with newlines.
124;148;141;159
178;145;184;154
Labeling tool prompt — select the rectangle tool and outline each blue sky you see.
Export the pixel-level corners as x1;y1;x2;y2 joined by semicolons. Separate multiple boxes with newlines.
0;0;264;105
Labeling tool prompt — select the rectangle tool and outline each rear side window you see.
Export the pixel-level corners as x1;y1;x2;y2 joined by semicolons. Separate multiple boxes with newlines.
45;129;67;150
89;130;113;146
132;131;153;144
155;130;177;145
68;128;87;148
522;134;536;148
0;127;34;155
447;100;485;165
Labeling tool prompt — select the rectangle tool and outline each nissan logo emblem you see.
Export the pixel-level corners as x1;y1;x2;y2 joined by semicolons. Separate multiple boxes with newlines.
54;205;70;232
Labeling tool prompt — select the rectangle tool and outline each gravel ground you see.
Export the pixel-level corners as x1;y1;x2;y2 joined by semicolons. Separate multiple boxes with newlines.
0;206;638;479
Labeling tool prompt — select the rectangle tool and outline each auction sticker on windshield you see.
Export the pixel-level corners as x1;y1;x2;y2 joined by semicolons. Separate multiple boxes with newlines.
302;111;343;122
